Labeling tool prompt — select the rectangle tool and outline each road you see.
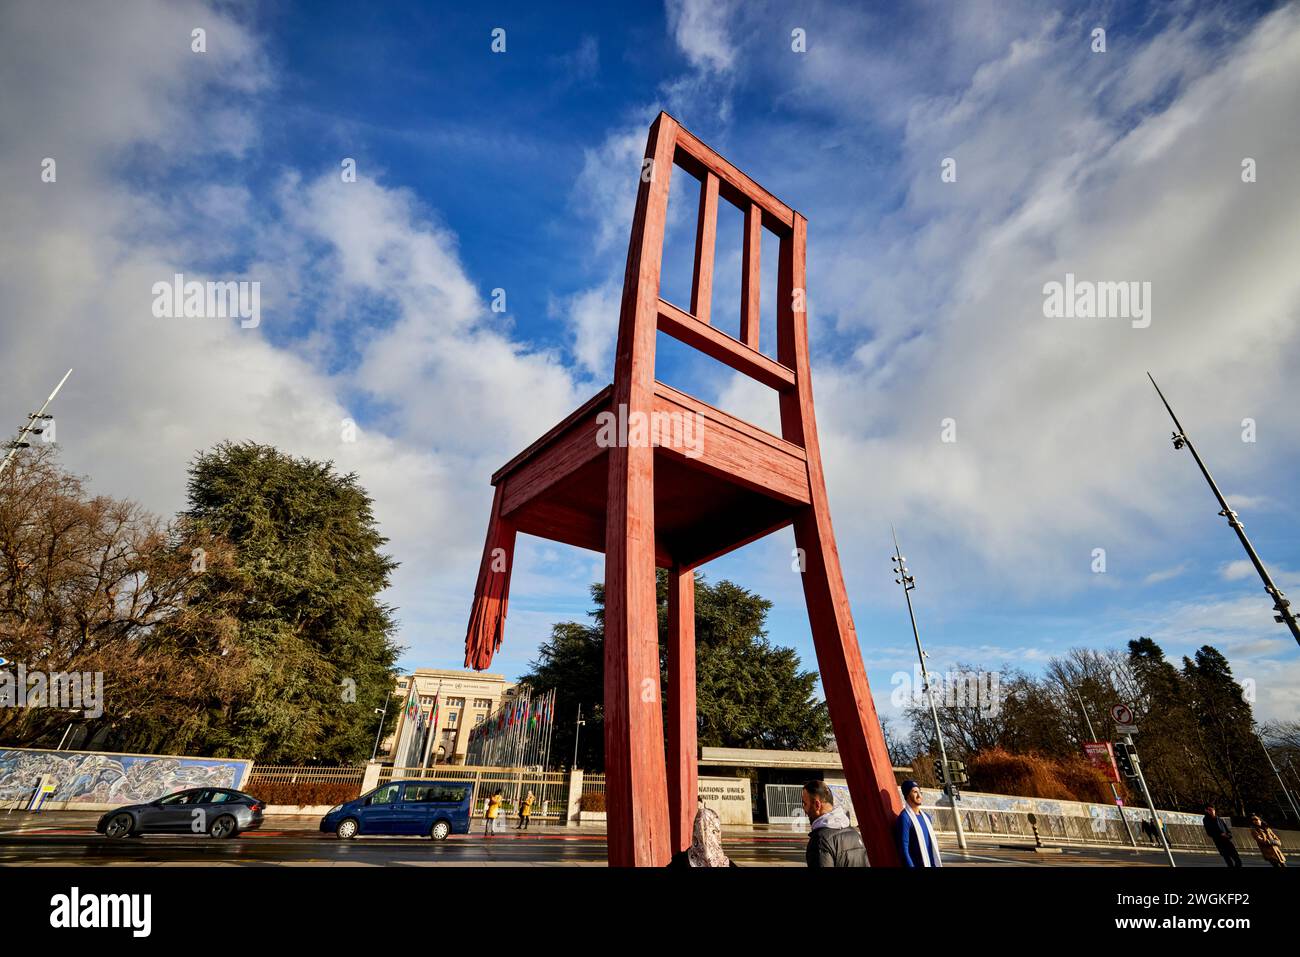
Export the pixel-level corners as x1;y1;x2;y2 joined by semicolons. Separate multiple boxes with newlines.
0;814;1273;866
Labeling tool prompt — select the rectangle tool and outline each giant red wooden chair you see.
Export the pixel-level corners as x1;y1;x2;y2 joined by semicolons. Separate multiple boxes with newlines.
465;112;903;867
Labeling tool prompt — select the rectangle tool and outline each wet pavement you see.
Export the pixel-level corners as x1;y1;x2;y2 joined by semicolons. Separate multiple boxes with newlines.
0;813;1270;866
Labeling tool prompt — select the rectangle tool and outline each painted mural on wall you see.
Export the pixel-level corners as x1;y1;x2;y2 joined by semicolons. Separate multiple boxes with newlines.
917;786;1204;826
0;748;252;807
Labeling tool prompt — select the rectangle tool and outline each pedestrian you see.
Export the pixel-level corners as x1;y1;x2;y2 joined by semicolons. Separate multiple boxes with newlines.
1202;804;1242;867
516;789;535;830
1248;814;1286;868
667;803;737;868
484;788;502;837
801;780;867;867
896;779;943;868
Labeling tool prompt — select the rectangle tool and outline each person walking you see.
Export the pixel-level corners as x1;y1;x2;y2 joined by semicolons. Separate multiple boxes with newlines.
1202;805;1242;867
516;789;535;830
484;789;502;837
1248;814;1287;868
896;780;943;868
801;780;867;867
667;804;737;868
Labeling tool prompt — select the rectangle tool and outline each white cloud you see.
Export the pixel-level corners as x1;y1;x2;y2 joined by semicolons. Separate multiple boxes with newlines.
0;0;587;670
665;0;737;74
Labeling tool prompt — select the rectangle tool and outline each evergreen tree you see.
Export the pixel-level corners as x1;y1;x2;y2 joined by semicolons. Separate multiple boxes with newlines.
179;441;400;762
521;571;830;770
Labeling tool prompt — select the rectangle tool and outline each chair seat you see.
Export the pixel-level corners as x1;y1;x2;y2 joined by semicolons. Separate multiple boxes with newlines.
490;380;811;569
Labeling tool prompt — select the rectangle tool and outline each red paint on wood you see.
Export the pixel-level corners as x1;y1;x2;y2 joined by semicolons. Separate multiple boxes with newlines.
740;201;762;350
464;112;900;867
690;172;719;324
667;563;697;854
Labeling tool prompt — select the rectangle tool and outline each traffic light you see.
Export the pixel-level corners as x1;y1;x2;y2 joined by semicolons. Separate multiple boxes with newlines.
933;759;944;783
949;760;969;785
1114;742;1138;779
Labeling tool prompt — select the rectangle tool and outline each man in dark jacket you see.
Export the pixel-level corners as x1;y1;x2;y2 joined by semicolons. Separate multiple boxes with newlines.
801;780;868;867
1202;805;1242;867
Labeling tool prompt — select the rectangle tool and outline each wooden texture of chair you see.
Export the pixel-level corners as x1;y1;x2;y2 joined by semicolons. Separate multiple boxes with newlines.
465;112;903;866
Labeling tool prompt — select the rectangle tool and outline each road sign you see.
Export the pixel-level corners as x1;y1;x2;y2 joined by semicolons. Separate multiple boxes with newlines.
1110;704;1134;725
1115;723;1138;734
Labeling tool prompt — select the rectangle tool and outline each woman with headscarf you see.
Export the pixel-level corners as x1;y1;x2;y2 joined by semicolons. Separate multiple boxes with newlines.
667;804;737;868
1248;814;1287;867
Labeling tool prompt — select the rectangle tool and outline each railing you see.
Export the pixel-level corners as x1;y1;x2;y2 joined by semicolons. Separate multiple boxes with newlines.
246;765;367;787
379;766;570;822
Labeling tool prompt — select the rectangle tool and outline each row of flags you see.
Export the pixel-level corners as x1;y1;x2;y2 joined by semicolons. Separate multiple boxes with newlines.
466;686;557;769
391;680;441;769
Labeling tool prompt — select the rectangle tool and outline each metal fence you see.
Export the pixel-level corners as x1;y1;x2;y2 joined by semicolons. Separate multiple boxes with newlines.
379;766;570;822
245;765;367;788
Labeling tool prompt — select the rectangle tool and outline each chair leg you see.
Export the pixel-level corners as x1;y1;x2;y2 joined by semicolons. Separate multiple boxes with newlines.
603;443;671;867
464;485;516;670
793;506;904;866
666;562;697;855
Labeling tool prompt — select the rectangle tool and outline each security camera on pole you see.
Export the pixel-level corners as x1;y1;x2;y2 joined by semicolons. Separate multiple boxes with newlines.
1111;703;1175;867
892;526;967;851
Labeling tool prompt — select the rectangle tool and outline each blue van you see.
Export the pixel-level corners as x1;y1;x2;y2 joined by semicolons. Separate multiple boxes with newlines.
321;780;473;841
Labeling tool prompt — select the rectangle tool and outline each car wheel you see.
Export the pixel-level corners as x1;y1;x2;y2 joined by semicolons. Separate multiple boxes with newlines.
430;820;451;841
104;813;135;839
337;818;359;840
210;815;239;839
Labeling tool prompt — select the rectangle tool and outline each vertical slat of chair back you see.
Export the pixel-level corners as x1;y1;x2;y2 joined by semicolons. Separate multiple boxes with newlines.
616;113;808;447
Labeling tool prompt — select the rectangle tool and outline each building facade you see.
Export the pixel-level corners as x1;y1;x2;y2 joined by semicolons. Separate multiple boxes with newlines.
384;669;517;766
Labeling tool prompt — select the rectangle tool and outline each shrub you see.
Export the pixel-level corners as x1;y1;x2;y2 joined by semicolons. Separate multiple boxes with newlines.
579;792;606;812
968;748;1119;804
244;780;362;807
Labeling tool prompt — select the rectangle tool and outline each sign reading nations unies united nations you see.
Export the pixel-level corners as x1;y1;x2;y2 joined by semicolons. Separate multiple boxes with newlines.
697;777;753;825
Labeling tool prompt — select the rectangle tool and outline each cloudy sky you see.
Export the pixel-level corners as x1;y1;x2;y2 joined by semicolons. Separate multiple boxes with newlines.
3;0;1298;725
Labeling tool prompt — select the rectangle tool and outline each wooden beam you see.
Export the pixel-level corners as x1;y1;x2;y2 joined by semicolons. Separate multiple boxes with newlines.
666;563;697;855
740;201;761;349
652;389;811;506
605;112;674;867
690;172;719;324
671;118;795;231
498;414;606;518
492;386;613;485
658;298;795;391
779;213;903;865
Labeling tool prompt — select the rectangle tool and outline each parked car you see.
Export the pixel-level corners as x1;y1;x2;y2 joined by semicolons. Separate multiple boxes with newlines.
97;787;265;839
321;780;473;840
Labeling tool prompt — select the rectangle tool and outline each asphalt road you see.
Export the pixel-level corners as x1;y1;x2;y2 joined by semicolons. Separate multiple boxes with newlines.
0;815;1274;867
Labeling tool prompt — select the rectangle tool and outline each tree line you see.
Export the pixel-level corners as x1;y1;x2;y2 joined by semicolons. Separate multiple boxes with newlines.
894;637;1299;823
0;443;400;762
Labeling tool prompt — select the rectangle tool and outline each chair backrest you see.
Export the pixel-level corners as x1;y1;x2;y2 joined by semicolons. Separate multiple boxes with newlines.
613;112;811;448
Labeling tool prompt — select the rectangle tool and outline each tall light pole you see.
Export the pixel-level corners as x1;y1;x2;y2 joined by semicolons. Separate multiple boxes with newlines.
1255;731;1300;824
0;368;72;479
891;526;967;851
1075;688;1136;846
571;703;585;770
370;691;396;762
1149;374;1300;647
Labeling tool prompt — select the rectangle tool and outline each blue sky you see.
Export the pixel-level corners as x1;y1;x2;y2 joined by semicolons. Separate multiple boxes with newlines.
3;0;1299;727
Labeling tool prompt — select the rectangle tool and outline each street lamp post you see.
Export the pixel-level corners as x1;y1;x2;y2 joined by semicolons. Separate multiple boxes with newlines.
1149;374;1300;647
1255;731;1300;824
572;703;585;771
891;526;967;851
370;691;396;762
0;368;72;480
